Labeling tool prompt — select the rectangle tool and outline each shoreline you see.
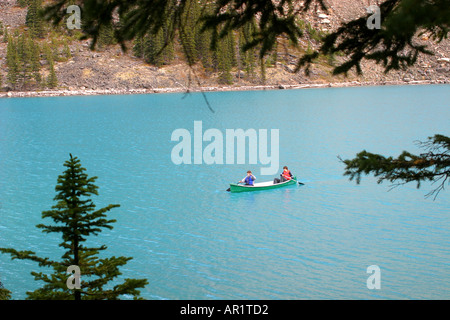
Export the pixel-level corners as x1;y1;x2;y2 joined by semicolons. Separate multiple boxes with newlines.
0;79;448;98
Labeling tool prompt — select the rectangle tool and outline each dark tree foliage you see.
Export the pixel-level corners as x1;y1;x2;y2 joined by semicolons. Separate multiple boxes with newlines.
339;135;450;199
299;0;450;75
42;0;326;62
42;0;448;76
200;0;324;58
0;280;12;300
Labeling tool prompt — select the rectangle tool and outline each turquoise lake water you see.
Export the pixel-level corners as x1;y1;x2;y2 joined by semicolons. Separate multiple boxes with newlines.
0;84;449;299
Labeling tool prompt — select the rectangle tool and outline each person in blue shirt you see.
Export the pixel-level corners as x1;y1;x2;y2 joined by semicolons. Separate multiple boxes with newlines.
239;170;256;186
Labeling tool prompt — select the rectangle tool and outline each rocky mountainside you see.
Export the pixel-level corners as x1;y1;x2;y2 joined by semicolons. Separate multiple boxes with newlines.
0;0;449;97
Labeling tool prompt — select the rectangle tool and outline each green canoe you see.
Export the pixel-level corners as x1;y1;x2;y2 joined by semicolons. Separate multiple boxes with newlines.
229;176;298;193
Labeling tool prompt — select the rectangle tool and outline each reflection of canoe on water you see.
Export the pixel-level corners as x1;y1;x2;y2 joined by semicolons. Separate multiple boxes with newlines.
228;176;300;193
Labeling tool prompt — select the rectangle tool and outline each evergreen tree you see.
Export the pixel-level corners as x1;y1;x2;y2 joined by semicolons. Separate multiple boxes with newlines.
6;36;20;89
63;39;72;60
26;0;44;38
17;34;34;87
216;34;234;85
97;23;116;49
42;41;53;62
41;37;59;88
28;34;42;86
196;27;215;72
47;59;58;88
0;155;148;300
50;37;60;62
179;0;199;66
266;42;278;68
138;20;174;67
6;33;43;89
140;32;161;66
132;35;145;58
239;20;258;81
192;1;215;72
2;26;8;43
259;56;266;84
226;30;237;68
145;30;165;67
0;280;12;300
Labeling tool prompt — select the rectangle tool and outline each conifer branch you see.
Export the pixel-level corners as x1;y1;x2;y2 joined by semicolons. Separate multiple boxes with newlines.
339;135;450;199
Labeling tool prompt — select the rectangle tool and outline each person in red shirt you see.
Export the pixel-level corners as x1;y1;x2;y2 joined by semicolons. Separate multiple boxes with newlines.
273;166;293;184
281;166;293;181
